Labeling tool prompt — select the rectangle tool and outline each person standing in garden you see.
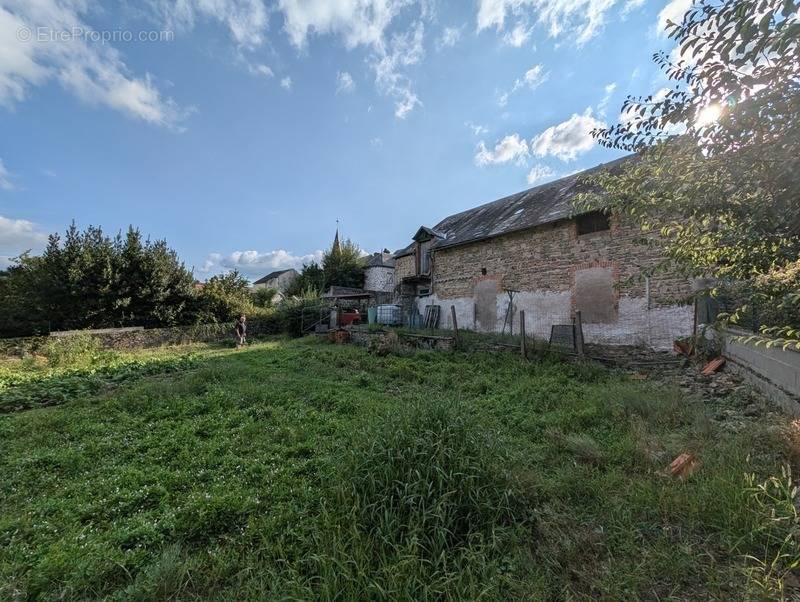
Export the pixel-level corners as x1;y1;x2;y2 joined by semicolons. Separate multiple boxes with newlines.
235;315;247;348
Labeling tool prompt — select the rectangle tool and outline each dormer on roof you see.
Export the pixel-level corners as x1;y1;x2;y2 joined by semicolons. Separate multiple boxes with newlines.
412;226;445;242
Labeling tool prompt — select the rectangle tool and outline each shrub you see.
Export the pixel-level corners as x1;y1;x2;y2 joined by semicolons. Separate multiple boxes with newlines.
251;287;279;308
274;290;327;337
39;334;117;368
194;271;253;323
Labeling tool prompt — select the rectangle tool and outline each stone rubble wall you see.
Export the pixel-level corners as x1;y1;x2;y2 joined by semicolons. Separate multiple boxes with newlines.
431;216;693;305
0;318;281;356
364;266;395;293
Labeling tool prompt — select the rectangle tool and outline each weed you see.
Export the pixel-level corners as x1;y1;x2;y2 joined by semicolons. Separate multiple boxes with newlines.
741;466;800;599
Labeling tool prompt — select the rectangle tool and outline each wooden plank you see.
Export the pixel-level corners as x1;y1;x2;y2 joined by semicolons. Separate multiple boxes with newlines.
450;305;459;344
575;310;585;358
700;357;726;375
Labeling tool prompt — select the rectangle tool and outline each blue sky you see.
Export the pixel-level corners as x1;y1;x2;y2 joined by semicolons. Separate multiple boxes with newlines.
0;0;688;280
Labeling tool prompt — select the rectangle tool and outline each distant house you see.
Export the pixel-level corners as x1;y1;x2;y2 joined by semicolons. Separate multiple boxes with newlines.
364;250;395;294
252;268;299;295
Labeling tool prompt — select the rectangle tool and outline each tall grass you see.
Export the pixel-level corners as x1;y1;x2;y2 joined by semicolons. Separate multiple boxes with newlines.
295;399;536;600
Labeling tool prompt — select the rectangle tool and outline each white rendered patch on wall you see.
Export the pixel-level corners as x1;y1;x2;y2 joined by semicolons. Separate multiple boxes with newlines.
416;291;692;351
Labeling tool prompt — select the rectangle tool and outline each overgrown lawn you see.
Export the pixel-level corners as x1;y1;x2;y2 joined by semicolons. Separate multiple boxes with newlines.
1;337;798;600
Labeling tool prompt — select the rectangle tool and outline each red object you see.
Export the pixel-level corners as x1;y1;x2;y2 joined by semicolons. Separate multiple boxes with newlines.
701;357;726;375
340;310;361;326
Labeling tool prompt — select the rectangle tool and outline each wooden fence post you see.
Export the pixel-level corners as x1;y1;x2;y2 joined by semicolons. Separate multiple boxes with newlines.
520;310;527;359
451;305;459;345
575;310;585;358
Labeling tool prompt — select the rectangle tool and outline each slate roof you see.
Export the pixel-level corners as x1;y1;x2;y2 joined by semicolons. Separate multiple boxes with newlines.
366;253;396;268
393;155;631;257
323;286;372;299
253;268;297;285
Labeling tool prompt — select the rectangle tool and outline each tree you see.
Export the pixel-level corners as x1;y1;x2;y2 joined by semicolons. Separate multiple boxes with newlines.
286;261;326;297
194;271;253;323
322;238;364;290
0;223;198;337
578;0;800;348
113;227;197;327
252;287;279;308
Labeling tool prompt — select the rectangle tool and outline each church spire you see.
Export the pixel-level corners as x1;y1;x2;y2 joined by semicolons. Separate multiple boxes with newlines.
332;219;341;254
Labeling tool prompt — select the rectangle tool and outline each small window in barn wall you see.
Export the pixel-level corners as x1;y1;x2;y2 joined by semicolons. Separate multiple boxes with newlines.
576;211;610;236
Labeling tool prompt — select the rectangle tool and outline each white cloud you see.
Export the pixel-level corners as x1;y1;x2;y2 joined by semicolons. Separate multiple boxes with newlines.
520;64;548;89
280;76;292;90
372;20;424;119
657;0;692;35
499;63;549;106
393;90;420;118
465;121;489;136
149;0;269;47
248;63;274;78
477;0;620;47
597;81;616;117
0;159;15;190
530;107;605;161
278;0;414;50
622;0;645;15
0;215;48;262
0;0;188;128
370;136;383;147
436;25;461;49
278;1;425;119
526;163;555;184
336;70;355;93
201;248;325;278
502;23;532;47
475;133;529;166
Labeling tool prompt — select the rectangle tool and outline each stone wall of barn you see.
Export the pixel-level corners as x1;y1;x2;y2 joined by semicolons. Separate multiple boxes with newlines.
413;216;694;350
394;254;416;282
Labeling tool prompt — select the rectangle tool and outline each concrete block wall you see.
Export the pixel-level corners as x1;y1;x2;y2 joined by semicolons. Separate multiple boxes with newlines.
722;329;800;412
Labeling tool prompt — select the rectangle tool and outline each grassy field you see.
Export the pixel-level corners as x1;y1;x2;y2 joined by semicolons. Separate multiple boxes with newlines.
1;336;799;600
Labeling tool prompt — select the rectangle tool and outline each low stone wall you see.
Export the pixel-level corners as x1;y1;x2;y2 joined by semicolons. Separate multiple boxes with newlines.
0;318;280;356
347;326;454;352
722;328;800;413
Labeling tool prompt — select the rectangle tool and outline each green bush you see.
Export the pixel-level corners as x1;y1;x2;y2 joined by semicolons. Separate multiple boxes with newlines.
251;287;279;308
274;290;327;337
39;334;117;368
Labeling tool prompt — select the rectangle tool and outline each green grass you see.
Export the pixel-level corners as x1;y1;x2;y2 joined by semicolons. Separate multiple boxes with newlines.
1;337;798;600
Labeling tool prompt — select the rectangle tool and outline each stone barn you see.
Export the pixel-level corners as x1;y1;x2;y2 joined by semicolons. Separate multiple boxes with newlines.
393;158;695;350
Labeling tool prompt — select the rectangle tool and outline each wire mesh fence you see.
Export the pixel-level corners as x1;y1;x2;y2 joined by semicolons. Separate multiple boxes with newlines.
403;296;696;353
